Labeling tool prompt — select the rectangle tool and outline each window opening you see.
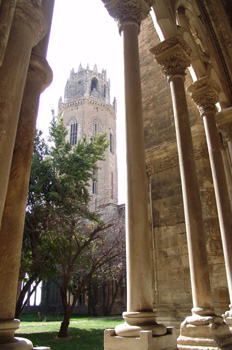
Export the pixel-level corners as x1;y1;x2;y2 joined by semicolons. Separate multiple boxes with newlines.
91;77;98;91
111;172;114;199
70;119;78;146
110;132;113;153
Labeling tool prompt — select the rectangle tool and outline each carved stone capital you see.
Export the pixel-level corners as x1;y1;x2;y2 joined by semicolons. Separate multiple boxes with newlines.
0;0;17;66
101;0;154;31
14;0;48;47
219;122;232;142
188;77;220;116
150;35;191;78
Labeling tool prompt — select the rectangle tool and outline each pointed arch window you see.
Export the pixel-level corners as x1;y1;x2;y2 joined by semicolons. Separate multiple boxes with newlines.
70;119;78;146
92;170;98;194
111;172;114;199
91;77;98;91
110;132;114;153
93;119;99;136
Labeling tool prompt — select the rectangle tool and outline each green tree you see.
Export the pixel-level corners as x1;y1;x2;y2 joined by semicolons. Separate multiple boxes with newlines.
17;118;123;337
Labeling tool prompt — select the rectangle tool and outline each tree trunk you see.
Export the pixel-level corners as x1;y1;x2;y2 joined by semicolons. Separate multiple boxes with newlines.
15;274;38;319
58;310;70;338
58;287;71;338
88;282;98;316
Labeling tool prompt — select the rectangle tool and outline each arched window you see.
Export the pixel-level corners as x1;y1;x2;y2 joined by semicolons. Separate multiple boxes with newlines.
111;172;114;199
91;77;98;91
93;119;99;136
110;132;114;153
70;119;78;146
92;170;98;194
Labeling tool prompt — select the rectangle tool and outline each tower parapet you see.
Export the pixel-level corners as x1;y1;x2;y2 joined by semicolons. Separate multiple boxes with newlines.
63;64;111;105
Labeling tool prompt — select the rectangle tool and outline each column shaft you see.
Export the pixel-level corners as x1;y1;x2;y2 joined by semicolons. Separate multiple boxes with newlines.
123;23;153;312
203;112;232;302
169;76;213;311
221;147;232;209
188;77;232;308
0;53;52;321
0;1;45;228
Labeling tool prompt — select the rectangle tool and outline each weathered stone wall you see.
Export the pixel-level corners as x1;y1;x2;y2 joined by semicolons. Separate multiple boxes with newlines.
59;98;118;208
139;14;229;327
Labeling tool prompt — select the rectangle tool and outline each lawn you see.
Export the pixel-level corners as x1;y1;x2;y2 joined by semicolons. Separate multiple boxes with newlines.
16;315;124;350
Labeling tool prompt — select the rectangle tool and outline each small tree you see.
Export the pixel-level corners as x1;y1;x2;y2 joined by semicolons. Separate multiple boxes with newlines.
18;118;125;338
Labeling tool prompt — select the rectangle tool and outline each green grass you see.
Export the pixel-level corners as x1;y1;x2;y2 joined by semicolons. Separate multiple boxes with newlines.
16;315;124;350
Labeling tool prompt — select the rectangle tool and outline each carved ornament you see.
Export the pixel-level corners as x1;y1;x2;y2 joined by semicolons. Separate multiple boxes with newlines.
101;0;154;30
188;77;220;116
219;122;232;142
194;142;209;159
146;141;208;175
150;36;191;78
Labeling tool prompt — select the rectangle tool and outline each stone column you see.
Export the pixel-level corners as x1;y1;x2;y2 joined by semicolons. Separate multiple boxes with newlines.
0;0;46;228
219;137;232;210
102;1;176;349
0;1;52;349
188;78;232;328
219;119;232;193
151;36;232;349
0;53;52;350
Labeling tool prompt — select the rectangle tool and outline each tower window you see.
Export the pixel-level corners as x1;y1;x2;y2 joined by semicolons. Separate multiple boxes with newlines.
111;172;114;199
91;77;98;91
110;132;114;153
92;170;98;194
70;119;78;146
93;120;99;136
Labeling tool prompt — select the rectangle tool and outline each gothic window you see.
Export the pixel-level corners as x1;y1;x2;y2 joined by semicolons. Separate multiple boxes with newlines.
70;119;78;146
111;172;114;199
110;132;114;153
93;120;99;136
103;84;106;97
91;77;98;91
92;170;98;194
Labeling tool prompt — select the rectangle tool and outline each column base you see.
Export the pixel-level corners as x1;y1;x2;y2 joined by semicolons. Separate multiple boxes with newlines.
0;319;50;350
115;311;167;337
0;337;32;350
104;328;177;350
177;314;232;349
223;305;232;332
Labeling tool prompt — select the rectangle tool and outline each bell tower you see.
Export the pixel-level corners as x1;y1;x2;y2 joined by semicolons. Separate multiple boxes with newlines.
58;64;118;208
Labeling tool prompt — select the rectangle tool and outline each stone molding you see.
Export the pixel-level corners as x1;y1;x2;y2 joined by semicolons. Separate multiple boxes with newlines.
101;0;154;30
59;99;116;118
188;77;220;116
29;51;53;93
150;35;191;78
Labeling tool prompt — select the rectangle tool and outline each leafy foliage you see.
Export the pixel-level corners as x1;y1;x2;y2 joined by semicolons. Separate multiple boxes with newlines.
18;118;125;338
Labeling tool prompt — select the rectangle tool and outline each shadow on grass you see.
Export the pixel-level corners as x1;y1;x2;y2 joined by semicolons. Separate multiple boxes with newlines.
17;327;106;350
